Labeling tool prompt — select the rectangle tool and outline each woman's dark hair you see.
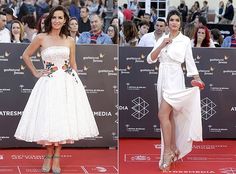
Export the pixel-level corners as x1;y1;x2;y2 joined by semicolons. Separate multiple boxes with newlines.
194;26;210;47
44;5;70;37
36;14;48;34
122;21;138;43
107;24;118;44
167;10;182;28
194;1;200;8
211;28;223;46
21;15;36;29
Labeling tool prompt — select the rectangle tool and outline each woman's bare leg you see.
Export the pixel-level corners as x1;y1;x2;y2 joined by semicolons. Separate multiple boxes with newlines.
42;145;54;172
158;100;173;153
52;145;62;172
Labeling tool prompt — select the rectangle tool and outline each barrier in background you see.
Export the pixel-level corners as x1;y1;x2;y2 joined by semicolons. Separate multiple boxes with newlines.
119;47;236;139
0;43;118;148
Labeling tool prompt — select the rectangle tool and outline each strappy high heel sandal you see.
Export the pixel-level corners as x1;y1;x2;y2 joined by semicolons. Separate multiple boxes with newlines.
52;155;61;174
42;155;52;173
159;151;175;172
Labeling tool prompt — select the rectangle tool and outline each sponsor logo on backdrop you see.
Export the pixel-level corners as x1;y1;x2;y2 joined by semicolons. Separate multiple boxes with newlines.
209;84;230;92
198;67;214;75
140;66;158;75
98;68;117;76
84;135;104;141
0;111;22;116
153;125;161;133
119;65;131;74
0;136;9;141
126;83;146;91
77;65;88;76
210;55;229;64
0;88;11;93
223;70;236;75
194;54;201;64
19;84;32;93
125;124;146;132
208;125;228;133
201;97;216;120
126;53;146;63
3;68;24;75
131;97;149;120
117;105;128;110
0;51;10;61
93;111;112;117
84;85;105;94
83;53;105;63
0;155;3;160
220;167;236;173
231;107;236;111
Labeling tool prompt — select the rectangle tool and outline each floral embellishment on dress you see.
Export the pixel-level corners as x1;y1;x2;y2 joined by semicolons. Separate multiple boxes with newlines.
45;62;58;77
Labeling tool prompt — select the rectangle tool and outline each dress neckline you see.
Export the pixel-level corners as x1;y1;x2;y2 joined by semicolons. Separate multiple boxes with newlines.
41;46;70;54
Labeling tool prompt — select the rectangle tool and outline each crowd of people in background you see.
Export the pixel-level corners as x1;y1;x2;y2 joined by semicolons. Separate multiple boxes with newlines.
118;0;236;48
0;0;119;44
0;0;236;47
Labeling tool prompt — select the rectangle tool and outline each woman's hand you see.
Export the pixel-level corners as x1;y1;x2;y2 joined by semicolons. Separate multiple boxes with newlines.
33;69;50;78
160;38;172;49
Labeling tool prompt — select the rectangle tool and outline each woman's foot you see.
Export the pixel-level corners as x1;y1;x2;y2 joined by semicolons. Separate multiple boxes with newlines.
159;150;175;171
52;155;61;174
42;155;52;173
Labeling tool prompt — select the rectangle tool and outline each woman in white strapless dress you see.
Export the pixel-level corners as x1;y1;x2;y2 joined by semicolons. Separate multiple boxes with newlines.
147;10;204;171
14;6;99;174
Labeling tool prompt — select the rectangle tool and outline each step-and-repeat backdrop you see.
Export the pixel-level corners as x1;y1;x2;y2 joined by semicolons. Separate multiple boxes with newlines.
0;43;117;148
119;47;236;139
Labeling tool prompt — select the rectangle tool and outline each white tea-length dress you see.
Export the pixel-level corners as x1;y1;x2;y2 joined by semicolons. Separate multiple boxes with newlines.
147;33;202;164
15;46;99;145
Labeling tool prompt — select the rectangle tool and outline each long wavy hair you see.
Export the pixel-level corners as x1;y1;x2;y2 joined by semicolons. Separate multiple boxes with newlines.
44;5;70;37
194;26;210;47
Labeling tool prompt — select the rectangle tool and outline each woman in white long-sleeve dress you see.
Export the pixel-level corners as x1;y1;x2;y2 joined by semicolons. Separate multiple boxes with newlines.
147;10;204;171
14;6;99;174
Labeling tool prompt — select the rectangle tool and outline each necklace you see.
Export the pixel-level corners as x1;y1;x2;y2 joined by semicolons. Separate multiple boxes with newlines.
169;31;180;39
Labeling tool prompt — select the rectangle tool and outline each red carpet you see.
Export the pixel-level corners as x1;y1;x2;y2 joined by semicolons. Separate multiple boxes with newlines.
0;148;117;174
119;139;236;174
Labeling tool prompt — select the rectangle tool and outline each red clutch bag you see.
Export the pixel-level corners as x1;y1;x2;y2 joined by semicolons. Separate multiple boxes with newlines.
191;80;205;90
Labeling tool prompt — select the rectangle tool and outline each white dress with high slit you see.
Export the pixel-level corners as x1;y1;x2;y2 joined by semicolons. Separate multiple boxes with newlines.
15;46;99;145
147;33;202;164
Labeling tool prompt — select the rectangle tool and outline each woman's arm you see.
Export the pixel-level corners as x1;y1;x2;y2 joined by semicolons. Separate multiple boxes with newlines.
69;37;78;72
22;34;43;78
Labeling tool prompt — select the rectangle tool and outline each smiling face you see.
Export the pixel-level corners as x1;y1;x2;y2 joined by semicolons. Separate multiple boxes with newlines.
51;10;66;30
168;14;181;32
12;22;21;35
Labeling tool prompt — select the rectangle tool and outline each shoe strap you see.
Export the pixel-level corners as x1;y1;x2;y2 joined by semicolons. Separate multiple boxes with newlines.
44;155;53;159
53;155;60;158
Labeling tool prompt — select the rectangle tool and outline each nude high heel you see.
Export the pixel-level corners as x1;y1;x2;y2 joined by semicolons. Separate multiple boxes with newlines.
42;155;52;173
159;151;175;172
52;155;61;174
